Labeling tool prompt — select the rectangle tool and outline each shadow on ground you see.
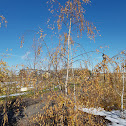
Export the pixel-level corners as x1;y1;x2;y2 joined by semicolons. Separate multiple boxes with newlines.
0;98;24;126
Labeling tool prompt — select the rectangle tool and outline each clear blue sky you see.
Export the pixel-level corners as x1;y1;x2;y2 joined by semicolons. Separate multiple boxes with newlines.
0;0;126;69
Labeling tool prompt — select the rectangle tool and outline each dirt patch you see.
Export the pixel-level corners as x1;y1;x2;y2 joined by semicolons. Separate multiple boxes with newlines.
0;94;45;126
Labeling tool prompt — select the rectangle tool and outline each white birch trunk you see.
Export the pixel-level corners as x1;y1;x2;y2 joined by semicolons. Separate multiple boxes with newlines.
121;67;125;112
65;18;71;95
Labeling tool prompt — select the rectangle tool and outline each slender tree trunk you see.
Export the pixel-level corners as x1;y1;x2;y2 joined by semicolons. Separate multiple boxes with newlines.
121;64;125;112
65;18;71;96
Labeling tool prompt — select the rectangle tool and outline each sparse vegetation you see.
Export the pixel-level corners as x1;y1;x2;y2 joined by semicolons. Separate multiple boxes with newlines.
0;0;126;126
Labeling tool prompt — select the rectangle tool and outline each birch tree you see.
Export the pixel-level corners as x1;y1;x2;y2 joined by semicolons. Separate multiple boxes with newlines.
112;51;126;112
48;0;99;95
119;52;126;113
